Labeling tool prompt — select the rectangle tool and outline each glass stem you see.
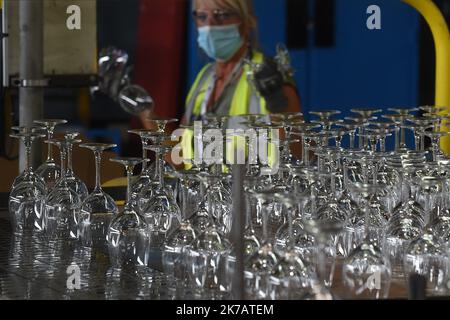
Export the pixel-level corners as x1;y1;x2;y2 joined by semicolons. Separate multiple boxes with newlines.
304;139;310;167
310;180;317;216
413;131;420;151
330;156;336;195
399;171;404;203
432;137;439;162
25;138;32;171
141;138;149;174
125;164;133;207
157;150;164;188
370;137;377;153
400;122;406;148
394;126;400;151
181;179;188;221
94;150;102;191
60;147;66;176
380;137;386;152
343;158;349;189
47;127;54;161
287;204;293;249
363;194;370;238
262;203;269;243
67;144;73;173
358;126;363;149
420;131;425;152
372;160;378;185
349;132;355;149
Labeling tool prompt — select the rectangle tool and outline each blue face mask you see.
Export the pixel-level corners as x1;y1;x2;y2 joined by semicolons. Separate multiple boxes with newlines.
197;24;244;61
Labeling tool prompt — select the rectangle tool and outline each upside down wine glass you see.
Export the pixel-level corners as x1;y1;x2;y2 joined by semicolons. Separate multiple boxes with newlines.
342;182;392;299
9;131;46;232
43;138;83;241
62;132;89;200
141;143;181;249
78;143;119;252
34;119;68;189
107;157;150;277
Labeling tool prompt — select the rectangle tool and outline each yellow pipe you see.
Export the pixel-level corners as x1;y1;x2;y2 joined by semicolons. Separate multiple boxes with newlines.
402;0;450;153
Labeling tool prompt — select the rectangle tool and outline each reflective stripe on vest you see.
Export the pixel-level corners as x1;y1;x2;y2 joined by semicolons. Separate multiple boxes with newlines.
181;51;277;168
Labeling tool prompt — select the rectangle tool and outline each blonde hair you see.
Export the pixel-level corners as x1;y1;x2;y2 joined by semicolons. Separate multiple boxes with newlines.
193;0;258;45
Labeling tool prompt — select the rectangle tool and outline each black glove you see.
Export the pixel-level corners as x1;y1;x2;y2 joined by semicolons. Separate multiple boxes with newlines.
252;56;288;112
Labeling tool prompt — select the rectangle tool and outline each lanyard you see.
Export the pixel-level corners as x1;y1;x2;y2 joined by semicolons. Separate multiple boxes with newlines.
199;58;245;118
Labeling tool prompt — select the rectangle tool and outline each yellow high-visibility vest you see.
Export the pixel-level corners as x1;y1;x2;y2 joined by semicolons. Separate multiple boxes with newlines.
181;51;278;169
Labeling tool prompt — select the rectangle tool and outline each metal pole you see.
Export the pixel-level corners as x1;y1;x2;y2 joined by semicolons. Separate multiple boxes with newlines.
231;164;245;300
2;0;9;87
19;0;44;171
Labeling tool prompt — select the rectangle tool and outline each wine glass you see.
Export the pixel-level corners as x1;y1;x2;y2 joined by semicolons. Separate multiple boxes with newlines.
34;119;68;188
60;132;89;201
244;187;282;300
162;169;200;297
128;129;157;210
342;182;392;299
78;143;119;253
10;126;47;190
42;138;83;241
145;117;178;133
350;108;382;149
8;130;47;232
184;223;232;299
269;190;316;300
140;143;181;249
107;157;150;277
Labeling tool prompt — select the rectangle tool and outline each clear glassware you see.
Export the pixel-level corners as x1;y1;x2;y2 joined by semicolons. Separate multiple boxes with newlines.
77;143;119;253
34;119;68;189
10;126;47;190
42;139;83;241
9;130;46;232
244;187;282;300
196;171;233;236
184;223;232;299
162;169;199;296
407;116;437;152
298;165;345;289
342;182;392;299
382;114;410;152
403;175;449;295
140;144;181;249
60;132;88;201
118;84;154;114
269;190;316;300
127;129;157;209
145;117;178;133
107;157;150;277
425;131;450;162
383;160;426;281
350;108;382;149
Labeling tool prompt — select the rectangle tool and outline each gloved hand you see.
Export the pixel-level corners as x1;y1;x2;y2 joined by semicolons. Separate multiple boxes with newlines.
252;56;288;112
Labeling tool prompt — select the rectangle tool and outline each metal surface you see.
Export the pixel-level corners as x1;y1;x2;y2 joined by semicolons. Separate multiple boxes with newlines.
16;78;50;87
0;215;168;300
2;0;9;87
18;0;44;172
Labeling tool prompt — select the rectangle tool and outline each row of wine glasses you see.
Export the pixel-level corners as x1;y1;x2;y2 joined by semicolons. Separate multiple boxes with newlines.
8;106;450;300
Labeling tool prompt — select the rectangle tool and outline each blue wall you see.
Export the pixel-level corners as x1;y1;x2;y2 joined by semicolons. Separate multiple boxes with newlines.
186;0;420;148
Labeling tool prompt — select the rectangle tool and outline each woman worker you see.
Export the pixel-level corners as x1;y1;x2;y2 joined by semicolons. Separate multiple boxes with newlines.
183;0;301;126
